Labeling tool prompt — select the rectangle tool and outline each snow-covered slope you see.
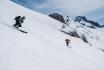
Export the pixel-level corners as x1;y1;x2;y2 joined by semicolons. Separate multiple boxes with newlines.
0;0;104;70
61;20;104;49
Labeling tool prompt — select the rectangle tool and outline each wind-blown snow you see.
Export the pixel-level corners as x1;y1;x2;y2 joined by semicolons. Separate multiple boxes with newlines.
0;0;104;70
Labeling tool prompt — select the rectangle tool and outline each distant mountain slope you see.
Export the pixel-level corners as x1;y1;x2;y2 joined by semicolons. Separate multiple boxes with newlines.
61;18;104;48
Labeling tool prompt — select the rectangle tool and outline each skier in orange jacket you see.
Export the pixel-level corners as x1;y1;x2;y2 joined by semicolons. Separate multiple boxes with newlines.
65;38;70;47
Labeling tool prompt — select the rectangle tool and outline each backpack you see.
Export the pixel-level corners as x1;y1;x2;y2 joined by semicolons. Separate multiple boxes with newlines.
20;16;25;23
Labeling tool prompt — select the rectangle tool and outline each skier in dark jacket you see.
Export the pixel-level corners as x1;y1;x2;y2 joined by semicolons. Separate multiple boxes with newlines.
65;38;70;47
13;16;21;28
13;16;25;29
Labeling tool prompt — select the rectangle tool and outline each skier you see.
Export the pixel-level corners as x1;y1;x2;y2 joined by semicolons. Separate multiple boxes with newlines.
65;38;71;47
13;16;25;29
13;16;21;28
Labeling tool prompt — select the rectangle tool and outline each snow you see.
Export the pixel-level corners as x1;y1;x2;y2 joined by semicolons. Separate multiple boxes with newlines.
0;0;104;70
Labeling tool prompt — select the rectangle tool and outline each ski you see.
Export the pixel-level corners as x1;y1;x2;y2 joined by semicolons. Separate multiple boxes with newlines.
2;22;28;34
15;28;28;33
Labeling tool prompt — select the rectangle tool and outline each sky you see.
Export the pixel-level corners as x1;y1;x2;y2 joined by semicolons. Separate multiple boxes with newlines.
11;0;104;24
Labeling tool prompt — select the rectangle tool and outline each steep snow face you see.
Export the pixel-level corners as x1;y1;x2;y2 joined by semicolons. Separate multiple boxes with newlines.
0;0;104;70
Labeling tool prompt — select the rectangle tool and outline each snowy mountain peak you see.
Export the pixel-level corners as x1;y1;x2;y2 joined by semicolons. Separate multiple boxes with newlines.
74;16;102;28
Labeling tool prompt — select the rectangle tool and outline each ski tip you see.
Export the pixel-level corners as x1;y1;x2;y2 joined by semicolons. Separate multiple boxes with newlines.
18;30;28;33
